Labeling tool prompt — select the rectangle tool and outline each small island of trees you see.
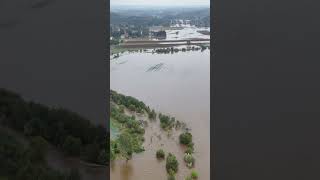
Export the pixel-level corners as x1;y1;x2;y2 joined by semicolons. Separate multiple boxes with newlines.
156;149;165;159
166;153;179;179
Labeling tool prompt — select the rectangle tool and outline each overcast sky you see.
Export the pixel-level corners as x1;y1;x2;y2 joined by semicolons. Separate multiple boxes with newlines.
111;0;209;7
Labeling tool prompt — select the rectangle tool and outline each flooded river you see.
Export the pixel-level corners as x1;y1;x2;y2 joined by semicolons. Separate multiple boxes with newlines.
110;49;210;179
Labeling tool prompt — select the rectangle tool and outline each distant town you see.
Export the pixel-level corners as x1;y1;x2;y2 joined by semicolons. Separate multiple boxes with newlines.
110;7;210;45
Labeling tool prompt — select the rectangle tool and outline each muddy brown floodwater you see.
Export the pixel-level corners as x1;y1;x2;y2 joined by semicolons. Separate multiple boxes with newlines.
111;49;210;180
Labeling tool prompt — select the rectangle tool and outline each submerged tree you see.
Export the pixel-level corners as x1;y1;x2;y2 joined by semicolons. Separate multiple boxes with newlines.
166;153;179;174
117;131;134;162
179;132;192;145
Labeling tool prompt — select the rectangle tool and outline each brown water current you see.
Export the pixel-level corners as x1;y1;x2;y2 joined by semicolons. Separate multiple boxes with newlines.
110;49;210;180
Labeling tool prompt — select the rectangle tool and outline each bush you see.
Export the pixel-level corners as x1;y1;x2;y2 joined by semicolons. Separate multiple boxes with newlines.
156;149;165;159
159;114;175;130
191;170;198;179
186;142;194;152
185;147;194;154
184;153;195;168
148;109;156;120
166;153;178;174
179;132;192;145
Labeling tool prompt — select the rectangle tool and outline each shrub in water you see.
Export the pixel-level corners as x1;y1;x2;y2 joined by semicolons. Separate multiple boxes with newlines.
156;149;165;159
179;132;192;145
184;153;195;168
166;153;179;174
185;147;194;154
191;170;198;179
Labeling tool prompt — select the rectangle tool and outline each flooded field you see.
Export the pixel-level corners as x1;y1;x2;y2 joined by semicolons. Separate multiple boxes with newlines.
165;25;210;40
110;49;210;179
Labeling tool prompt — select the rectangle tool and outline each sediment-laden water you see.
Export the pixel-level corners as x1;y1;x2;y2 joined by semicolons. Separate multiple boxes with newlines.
110;49;210;180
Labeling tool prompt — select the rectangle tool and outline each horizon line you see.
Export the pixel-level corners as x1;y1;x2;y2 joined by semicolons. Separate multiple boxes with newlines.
110;4;210;7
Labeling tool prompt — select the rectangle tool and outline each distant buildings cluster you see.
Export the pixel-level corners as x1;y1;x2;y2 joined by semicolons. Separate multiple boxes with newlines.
110;18;207;42
110;24;167;40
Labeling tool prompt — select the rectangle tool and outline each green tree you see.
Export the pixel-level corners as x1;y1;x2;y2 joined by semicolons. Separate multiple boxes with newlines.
184;153;195;168
185;147;194;154
191;170;198;179
117;131;134;161
156;149;165;159
179;132;192;145
166;153;178;174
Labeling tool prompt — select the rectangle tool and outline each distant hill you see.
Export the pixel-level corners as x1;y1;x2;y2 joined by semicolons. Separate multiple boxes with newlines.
111;7;209;26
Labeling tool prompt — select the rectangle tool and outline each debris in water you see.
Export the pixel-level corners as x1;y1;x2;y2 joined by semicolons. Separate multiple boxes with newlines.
146;63;164;72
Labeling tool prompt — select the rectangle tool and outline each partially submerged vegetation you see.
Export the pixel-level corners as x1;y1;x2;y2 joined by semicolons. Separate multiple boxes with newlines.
179;132;192;145
159;113;187;131
110;90;155;161
154;45;209;54
110;104;145;161
179;132;196;168
156;149;165;159
166;153;179;175
111;44;210;57
110;90;197;178
159;113;176;130
111;90;151;114
185;170;199;180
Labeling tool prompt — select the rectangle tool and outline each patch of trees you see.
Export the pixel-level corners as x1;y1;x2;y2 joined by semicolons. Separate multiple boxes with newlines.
179;132;192;145
166;153;179;179
110;38;121;45
185;170;199;180
111;90;150;114
158;113;186;131
111;104;145;136
110;130;144;162
156;149;165;159
179;132;195;168
151;31;167;39
159;113;175;130
154;46;203;54
0;88;107;166
110;100;145;161
0;131;81;180
148;109;157;120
